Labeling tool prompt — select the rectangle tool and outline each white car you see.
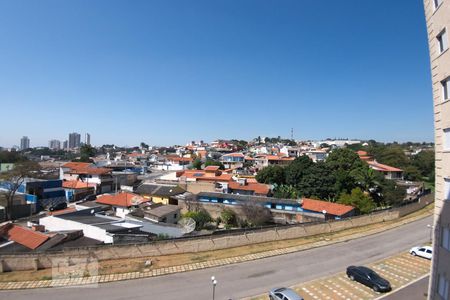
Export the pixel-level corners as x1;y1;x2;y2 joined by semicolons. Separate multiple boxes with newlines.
409;246;433;259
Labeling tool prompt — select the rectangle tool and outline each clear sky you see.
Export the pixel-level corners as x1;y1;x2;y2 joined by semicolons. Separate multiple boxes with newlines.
0;0;433;147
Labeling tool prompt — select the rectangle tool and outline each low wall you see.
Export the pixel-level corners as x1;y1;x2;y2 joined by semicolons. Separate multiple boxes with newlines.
0;197;432;272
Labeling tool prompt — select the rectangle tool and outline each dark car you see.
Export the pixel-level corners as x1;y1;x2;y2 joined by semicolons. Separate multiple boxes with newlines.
346;266;391;292
49;202;67;212
82;194;97;202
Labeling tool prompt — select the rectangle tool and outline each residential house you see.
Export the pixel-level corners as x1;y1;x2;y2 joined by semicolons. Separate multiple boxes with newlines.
154;155;193;171
39;209;148;244
227;179;271;196
140;204;181;224
254;154;294;170
221;153;245;169
96;192;149;218
60;162;114;194
301;198;355;220
356;151;403;180
280;146;300;158
62;180;96;202
135;183;186;205
302;149;327;162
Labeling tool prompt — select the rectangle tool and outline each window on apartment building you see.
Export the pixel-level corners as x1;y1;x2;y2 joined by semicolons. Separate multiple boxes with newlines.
445;178;450;200
438;29;448;53
443;78;450;101
434;0;443;9
444;129;450;151
442;227;450;250
438;274;449;300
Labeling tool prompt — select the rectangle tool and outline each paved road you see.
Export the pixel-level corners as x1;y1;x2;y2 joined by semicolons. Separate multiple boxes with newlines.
1;216;432;300
381;275;429;300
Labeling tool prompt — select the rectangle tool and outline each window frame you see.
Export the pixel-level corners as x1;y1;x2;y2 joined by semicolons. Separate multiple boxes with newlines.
434;0;443;10
442;226;450;250
437;28;448;54
438;274;449;300
443;77;450;102
444;129;450;151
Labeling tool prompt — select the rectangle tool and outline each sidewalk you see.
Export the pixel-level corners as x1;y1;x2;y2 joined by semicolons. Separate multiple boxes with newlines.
0;207;432;290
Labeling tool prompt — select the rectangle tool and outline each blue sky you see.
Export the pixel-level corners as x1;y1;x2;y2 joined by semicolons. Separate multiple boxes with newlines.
0;0;433;147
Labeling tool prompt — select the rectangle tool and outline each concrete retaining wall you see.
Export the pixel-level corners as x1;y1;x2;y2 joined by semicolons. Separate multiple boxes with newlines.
0;198;431;272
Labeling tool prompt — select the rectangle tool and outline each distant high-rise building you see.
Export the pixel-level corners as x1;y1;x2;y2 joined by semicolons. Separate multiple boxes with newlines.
85;133;91;146
48;139;61;150
68;132;81;149
423;1;450;299
63;140;68;150
20;136;30;150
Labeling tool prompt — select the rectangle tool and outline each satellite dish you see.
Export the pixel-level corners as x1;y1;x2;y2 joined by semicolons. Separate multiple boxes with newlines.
178;217;196;234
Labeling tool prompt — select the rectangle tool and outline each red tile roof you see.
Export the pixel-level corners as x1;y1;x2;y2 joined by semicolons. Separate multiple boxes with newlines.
228;182;270;195
62;162;92;169
49;207;77;216
62;180;96;189
3;224;49;250
223;153;245;157
367;161;403;172
96;192;148;207
204;166;220;171
302;198;355;216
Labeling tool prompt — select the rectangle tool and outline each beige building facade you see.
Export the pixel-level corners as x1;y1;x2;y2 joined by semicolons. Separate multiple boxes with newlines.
423;0;450;299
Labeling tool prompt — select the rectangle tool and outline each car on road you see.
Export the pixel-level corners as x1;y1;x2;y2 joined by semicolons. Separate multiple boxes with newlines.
48;202;67;212
346;266;391;292
269;287;304;300
409;245;433;259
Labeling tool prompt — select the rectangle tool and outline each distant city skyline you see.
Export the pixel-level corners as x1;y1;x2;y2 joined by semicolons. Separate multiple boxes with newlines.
0;1;434;147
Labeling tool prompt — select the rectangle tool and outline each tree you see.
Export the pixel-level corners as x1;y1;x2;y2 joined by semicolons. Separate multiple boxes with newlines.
192;159;202;170
337;188;376;214
403;165;422;181
350;165;381;192
256;165;285;185
0;161;40;220
183;209;212;230
273;184;298;199
296;162;337;200
73;144;96;162
373;146;409;169
285;156;314;187
411;150;435;179
204;159;224;170
326;148;365;195
241;200;272;226
220;208;237;228
378;179;406;207
140;142;149;149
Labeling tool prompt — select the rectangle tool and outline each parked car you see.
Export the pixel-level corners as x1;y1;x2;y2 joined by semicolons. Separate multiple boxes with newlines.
82;194;97;202
409;246;433;259
269;287;304;300
49;202;68;212
346;266;391;292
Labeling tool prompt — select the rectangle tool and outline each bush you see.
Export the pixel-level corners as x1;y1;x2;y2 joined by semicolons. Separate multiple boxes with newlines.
220;208;237;227
183;210;213;230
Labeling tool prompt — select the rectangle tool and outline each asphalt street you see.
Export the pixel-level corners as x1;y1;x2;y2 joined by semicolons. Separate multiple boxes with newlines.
0;216;432;300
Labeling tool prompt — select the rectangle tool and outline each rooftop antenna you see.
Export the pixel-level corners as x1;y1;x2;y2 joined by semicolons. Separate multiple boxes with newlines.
291;128;294;140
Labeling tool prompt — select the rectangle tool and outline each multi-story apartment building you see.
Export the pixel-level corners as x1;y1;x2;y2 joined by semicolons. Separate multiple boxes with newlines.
68;132;81;149
48;139;61;150
20;136;30;150
423;0;450;299
85;133;91;145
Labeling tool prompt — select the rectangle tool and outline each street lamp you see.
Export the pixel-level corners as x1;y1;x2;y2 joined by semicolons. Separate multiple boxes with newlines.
211;276;217;300
427;224;433;243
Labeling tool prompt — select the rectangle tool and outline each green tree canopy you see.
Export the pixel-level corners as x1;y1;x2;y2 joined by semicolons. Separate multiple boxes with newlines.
284;155;314;187
337;187;376;214
256;165;285;185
